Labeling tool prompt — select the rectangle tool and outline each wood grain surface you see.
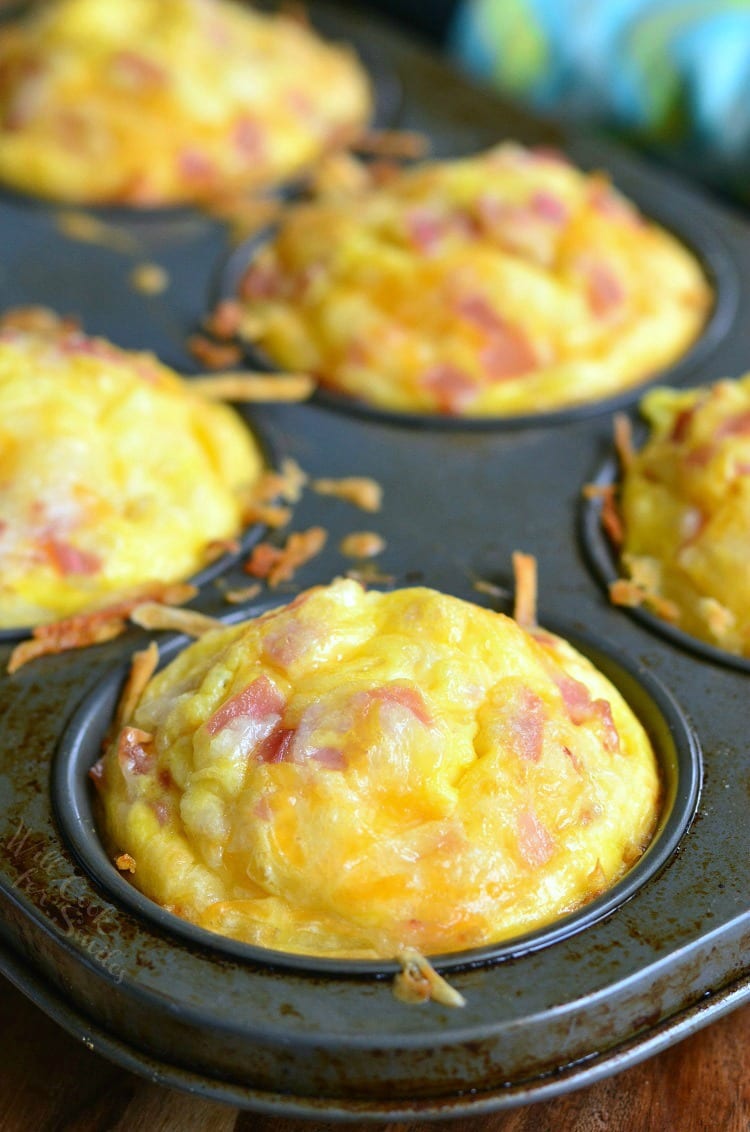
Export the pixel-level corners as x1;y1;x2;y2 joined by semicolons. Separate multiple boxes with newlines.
1;974;749;1132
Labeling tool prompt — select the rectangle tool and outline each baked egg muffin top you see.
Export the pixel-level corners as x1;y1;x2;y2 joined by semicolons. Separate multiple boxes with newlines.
0;310;263;628
0;0;372;205
614;375;750;658
95;578;661;959
233;142;711;417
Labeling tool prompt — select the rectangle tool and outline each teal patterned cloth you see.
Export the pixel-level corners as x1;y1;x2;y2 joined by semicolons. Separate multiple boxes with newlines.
450;0;750;200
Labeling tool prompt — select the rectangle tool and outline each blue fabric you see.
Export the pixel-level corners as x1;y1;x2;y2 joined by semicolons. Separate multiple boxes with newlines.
449;0;750;199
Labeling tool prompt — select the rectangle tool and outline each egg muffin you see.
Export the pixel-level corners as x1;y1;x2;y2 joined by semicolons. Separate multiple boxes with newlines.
612;375;750;658
94;578;661;959
0;0;372;205
232;143;711;417
0;310;263;628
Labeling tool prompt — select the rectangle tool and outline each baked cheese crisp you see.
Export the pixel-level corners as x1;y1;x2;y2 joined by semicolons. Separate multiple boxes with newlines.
234;143;711;416
0;311;263;628
615;375;750;658
0;0;372;205
95;579;661;959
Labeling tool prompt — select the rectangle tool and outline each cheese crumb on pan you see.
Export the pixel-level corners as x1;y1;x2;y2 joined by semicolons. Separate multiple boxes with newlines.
232;142;711;417
0;0;372;205
0;309;263;629
611;374;750;657
94;578;661;960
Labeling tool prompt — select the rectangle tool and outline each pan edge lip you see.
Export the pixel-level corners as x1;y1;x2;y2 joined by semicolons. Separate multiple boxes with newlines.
580;451;750;675
1;919;748;1118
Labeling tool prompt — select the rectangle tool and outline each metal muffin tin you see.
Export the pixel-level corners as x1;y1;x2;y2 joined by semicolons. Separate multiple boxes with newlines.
1;2;750;1119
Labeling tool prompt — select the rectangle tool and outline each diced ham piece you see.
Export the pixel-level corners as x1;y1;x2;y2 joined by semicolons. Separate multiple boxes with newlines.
670;406;697;443
41;538;102;577
405;209;446;253
562;745;583;774
715;409;750;440
360;684;433;727
510;687;545;762
262;617;321;670
178;148;217;182
518;809;555;867
111;51;166;89
549;670;620;752
310;746;348;770
421;363;478;414
481;331;537;381
205;675;285;737
240;262;282;301
585;261;625;317
253;726;295;764
456;295;537;380
117;727;155;776
233;116;265;159
286;88;315;118
685;443;715;468
151;799;170;827
531;190;568;224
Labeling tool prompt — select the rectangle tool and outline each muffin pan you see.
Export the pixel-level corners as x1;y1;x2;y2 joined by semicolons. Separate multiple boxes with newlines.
1;1;750;1118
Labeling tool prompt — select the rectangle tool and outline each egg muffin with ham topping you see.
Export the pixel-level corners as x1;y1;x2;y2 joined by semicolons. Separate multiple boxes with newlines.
0;0;372;205
233;143;711;417
611;374;750;658
0;309;263;629
94;578;661;959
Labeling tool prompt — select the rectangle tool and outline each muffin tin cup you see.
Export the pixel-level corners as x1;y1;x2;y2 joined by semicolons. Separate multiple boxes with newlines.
581;451;750;675
0;2;401;221
214;165;740;432
0;416;278;643
52;602;701;977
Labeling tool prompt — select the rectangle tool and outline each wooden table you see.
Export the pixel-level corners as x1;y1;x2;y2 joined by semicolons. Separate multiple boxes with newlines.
1;974;748;1132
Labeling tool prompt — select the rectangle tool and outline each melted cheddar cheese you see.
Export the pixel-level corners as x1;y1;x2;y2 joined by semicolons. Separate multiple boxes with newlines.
235;143;711;416
0;0;372;205
0;313;263;627
96;579;661;958
617;375;750;657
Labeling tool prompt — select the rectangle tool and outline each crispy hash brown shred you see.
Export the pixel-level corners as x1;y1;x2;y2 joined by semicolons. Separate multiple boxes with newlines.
7;582;197;674
130;603;223;637
244;526;327;587
186;334;243;370
188;371;315;403
339;531;386;559
221;582;262;605
114;641;159;734
512;550;538;629
613;411;635;471
353;128;430;160
239;458;308;529
393;949;466;1008
312;476;382;512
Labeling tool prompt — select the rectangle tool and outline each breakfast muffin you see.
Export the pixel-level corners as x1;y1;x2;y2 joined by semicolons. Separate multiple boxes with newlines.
231;142;711;416
611;375;750;658
94;578;661;959
0;309;263;628
0;0;372;205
